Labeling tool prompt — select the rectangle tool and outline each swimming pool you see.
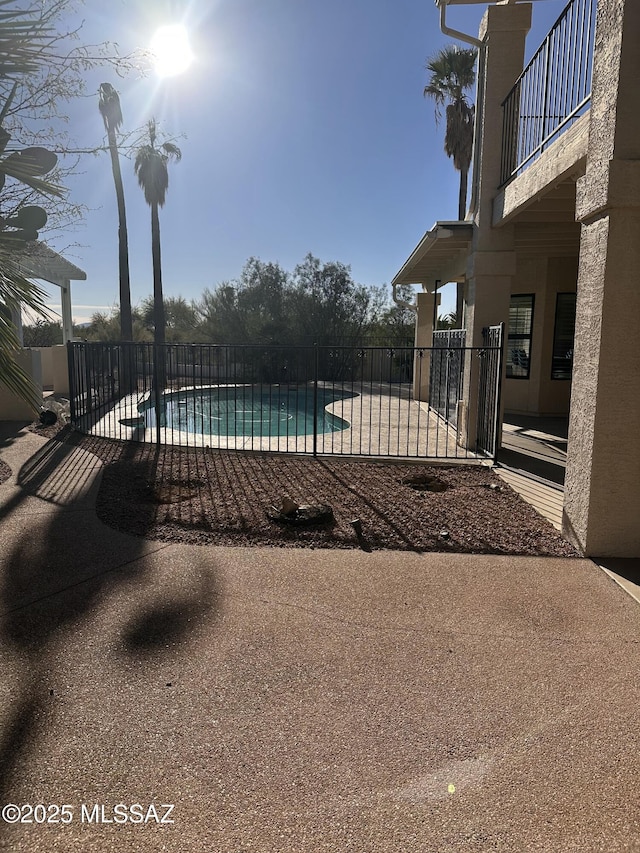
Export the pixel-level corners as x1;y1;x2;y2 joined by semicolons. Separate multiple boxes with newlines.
141;386;352;437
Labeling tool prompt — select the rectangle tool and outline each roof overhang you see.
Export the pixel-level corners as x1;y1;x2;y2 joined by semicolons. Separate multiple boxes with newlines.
392;221;473;290
16;241;87;285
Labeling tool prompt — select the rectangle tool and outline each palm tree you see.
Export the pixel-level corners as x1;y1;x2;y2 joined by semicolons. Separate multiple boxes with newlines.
424;45;477;222
134;119;181;350
424;45;477;327
98;82;133;342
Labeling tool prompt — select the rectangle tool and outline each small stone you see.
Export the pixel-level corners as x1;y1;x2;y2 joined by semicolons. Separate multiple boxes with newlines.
266;502;333;526
440;529;450;539
281;496;299;516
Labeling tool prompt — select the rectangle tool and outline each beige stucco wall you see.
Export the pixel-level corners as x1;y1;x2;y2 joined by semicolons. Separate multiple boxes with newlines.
51;345;70;396
563;0;640;557
0;349;42;420
493;114;589;226
503;256;577;416
461;3;532;448
413;291;437;401
28;345;69;395
32;346;55;390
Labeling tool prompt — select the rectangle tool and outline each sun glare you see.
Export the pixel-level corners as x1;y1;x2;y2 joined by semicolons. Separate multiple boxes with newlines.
151;24;194;78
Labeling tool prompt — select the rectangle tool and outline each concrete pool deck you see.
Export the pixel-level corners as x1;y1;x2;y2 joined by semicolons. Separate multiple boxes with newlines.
1;422;640;851
73;382;483;460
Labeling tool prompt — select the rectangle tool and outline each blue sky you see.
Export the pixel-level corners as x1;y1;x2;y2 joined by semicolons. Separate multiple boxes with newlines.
40;0;567;325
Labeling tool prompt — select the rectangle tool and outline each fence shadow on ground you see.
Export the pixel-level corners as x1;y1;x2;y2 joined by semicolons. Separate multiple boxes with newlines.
72;435;576;559
0;430;220;807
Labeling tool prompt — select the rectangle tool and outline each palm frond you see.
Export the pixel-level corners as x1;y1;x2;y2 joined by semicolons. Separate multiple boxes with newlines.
98;82;122;133
0;325;40;411
0;1;74;411
0;145;64;197
424;44;477;169
0;253;49;411
444;101;475;172
161;141;182;161
134;146;170;206
0;2;55;77
424;45;477;109
134;122;181;207
0;254;48;312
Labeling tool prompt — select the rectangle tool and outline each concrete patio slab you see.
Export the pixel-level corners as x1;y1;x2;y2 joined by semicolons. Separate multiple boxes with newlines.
0;425;639;852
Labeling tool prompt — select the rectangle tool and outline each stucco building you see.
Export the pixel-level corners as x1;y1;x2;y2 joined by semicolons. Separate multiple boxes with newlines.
392;0;639;558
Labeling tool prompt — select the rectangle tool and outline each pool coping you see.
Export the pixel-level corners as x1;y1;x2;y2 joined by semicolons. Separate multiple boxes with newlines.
72;381;487;461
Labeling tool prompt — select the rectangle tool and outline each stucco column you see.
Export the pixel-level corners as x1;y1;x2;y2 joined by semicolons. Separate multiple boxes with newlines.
563;0;640;557
412;290;438;402
473;3;532;236
463;258;513;448
51;345;70;395
59;279;73;343
462;3;530;448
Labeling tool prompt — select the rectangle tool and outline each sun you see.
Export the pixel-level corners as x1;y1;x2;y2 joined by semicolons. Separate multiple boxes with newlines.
150;24;194;78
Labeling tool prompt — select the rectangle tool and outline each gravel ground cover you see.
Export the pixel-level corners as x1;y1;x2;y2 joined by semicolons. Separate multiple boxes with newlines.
50;427;579;556
0;458;10;485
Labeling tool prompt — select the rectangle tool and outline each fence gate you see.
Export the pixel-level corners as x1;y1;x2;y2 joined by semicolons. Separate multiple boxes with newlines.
476;324;504;459
429;329;466;429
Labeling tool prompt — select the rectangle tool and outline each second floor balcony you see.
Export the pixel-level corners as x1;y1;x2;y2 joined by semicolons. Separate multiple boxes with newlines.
499;0;597;188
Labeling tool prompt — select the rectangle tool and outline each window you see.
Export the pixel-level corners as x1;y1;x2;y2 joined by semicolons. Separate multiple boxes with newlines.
506;294;534;379
551;292;576;380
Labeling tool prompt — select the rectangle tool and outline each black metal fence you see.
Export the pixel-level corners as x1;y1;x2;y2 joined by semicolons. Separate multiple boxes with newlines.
500;0;596;186
477;325;504;458
67;338;503;460
430;329;466;429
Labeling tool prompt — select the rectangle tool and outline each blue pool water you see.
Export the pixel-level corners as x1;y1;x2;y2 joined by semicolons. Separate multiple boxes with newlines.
141;386;352;437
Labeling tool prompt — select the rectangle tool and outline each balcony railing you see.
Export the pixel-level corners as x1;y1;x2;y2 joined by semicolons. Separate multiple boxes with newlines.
500;0;597;186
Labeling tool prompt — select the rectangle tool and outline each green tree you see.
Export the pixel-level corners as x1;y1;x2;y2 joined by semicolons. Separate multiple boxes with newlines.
424;44;477;221
197;259;289;344
369;283;417;345
197;283;244;343
22;318;62;346
198;255;383;349
81;306;150;343
290;254;377;345
424;44;476;327
134;119;181;349
98;83;132;342
436;310;459;331
139;294;201;343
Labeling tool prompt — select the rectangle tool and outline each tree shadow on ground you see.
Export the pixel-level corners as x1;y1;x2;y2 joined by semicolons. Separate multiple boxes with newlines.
121;570;216;655
0;430;220;806
0;421;30;448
